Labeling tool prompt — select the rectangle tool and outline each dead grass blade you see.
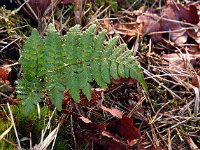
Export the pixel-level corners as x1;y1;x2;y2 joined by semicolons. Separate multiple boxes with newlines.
7;102;22;149
0;125;12;140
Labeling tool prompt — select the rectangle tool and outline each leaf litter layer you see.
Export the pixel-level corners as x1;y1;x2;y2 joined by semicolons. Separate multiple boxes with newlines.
0;0;200;149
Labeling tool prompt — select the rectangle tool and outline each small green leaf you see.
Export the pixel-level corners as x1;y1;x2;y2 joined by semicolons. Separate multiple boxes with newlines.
49;86;63;111
94;31;106;58
110;44;126;59
101;59;110;84
92;60;107;88
118;63;125;77
110;61;118;79
124;65;130;78
103;36;119;58
68;76;80;101
82;82;92;100
117;50;132;61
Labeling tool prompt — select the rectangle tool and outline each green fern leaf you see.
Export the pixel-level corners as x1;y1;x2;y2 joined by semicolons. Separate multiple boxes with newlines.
101;59;111;84
91;60;107;88
103;36;119;58
110;61;118;79
118;63;125;77
124;65;130;78
110;44;126;59
79;66;91;84
94;31;106;58
62;25;81;64
48;83;64;111
117;50;132;61
18;24;148;113
43;25;63;71
20;29;45;79
68;76;80;101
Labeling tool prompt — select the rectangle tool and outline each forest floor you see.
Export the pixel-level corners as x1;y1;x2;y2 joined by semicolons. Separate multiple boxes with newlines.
0;0;200;150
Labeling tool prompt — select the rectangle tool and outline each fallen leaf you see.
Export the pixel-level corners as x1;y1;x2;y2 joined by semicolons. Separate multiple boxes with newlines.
102;20;141;36
79;116;91;123
101;105;123;119
179;5;199;24
163;52;200;87
136;1;199;45
107;116;141;141
160;2;188;45
0;66;10;81
137;12;162;42
162;52;200;71
186;3;200;45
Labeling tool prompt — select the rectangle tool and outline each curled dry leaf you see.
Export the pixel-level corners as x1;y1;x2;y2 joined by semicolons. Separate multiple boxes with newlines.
137;0;199;45
136;12;162;42
160;2;188;45
102;19;141;36
163;52;200;87
163;52;200;71
101;105;123;119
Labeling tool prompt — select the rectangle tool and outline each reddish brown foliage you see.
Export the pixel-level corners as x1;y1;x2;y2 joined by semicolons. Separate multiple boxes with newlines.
107;116;141;141
137;0;199;45
0;67;10;81
163;52;200;87
28;0;75;14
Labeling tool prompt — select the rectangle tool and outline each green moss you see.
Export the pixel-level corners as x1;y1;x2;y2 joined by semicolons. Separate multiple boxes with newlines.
11;105;52;136
0;6;32;37
0;105;55;148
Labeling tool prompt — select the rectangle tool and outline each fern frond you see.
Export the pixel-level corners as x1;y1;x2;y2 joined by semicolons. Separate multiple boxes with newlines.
19;29;45;79
17;29;45;111
17;24;148;112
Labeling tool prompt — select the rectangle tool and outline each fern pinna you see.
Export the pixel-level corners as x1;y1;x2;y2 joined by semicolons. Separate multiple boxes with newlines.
17;24;147;112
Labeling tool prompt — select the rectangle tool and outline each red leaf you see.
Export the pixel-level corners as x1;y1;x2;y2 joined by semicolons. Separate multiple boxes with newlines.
107;116;141;141
0;67;10;81
28;0;51;15
179;5;199;24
